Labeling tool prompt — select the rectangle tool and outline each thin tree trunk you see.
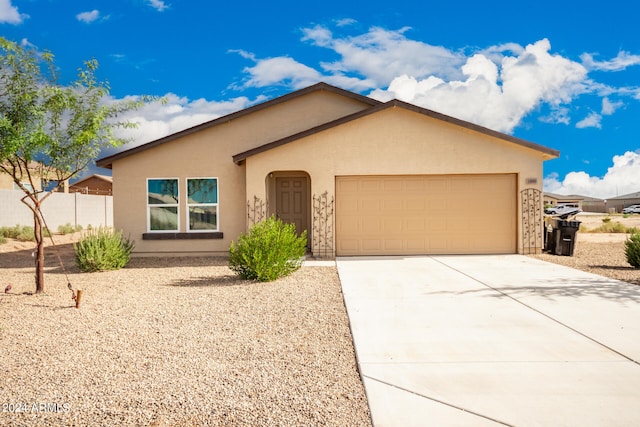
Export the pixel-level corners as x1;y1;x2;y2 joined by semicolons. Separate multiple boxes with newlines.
34;208;45;294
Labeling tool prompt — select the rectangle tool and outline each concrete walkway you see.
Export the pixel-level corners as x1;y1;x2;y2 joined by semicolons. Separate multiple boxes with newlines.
336;255;640;427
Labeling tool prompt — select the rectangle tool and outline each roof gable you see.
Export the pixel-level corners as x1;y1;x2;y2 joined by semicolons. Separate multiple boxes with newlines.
233;99;560;164
96;82;380;169
71;174;113;186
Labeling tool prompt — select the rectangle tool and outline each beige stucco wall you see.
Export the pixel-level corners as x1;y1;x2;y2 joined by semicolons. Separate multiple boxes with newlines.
111;90;372;255
0;170;43;191
245;106;548;255
0;173;14;189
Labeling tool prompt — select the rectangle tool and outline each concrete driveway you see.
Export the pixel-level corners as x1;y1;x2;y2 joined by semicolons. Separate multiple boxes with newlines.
336;255;640;427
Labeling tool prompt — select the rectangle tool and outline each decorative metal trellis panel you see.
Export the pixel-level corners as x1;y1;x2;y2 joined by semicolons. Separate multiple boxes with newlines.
312;192;334;258
247;195;267;226
521;188;543;254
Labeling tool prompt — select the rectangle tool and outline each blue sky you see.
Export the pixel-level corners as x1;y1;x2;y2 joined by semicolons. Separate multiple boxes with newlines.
1;0;639;199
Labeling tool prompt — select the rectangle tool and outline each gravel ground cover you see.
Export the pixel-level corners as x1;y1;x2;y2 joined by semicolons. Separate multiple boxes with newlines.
530;236;639;285
2;215;638;426
0;242;372;426
531;213;640;286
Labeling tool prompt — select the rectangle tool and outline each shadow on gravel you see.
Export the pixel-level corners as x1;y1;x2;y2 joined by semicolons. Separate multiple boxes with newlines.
167;275;249;288
589;264;638;271
443;277;640;303
0;247;230;271
0;243;76;270
125;257;229;269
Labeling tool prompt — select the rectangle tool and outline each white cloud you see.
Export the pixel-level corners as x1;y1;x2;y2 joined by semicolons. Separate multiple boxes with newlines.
301;25;334;48
601;97;623;115
540;107;571;125
0;0;27;24
230;51;377;93
335;18;357;27
230;25;638;134
369;39;588;133
575;112;602;129
147;0;169;12
581;51;640;71
76;10;100;24
305;25;466;87
236;25;467;94
233;56;323;90
544;151;640;199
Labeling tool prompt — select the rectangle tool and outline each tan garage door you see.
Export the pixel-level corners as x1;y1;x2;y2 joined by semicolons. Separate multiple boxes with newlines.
335;174;516;255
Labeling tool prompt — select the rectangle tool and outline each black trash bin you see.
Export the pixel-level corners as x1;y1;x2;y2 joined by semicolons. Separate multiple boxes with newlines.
544;221;558;253
553;219;581;256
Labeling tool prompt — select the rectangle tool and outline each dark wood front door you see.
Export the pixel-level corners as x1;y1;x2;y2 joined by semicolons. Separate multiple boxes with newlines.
275;176;309;238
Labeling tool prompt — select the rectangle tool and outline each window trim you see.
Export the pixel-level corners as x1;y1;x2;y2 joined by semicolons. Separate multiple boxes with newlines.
186;177;219;232
146;177;180;233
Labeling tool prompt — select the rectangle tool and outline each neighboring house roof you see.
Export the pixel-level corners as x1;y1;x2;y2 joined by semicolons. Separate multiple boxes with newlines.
70;174;113;186
544;192;584;200
607;191;640;200
96;82;380;169
575;195;604;202
1;160;48;173
232;99;560;164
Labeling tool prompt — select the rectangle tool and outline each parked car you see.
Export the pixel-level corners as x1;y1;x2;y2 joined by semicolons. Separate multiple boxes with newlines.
545;204;581;215
622;205;640;214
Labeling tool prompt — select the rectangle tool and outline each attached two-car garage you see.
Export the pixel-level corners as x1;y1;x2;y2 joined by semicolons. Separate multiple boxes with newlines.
335;174;516;256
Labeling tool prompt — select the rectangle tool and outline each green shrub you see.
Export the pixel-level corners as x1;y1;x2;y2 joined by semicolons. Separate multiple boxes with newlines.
229;216;307;282
0;225;23;239
602;217;612;223
0;235;6;245
58;223;82;235
16;226;35;241
625;232;640;268
74;228;135;272
590;221;629;233
0;224;51;240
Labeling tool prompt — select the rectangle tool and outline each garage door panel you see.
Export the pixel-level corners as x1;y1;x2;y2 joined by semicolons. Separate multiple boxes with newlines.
404;198;426;210
336;174;516;256
405;218;427;232
383;179;403;192
384;239;405;251
361;217;381;233
382;218;403;233
362;239;383;251
406;239;427;250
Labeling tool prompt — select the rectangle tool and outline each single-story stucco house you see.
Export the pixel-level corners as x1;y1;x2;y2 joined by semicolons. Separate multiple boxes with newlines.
96;82;559;257
607;191;640;213
543;192;584;209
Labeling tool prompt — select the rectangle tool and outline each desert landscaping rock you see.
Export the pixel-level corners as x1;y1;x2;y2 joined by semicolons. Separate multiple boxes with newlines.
0;243;371;426
532;213;640;285
1;214;638;425
532;237;639;285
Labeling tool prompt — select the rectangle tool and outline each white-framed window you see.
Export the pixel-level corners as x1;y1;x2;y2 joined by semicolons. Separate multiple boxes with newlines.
147;178;179;232
186;177;218;231
13;182;34;191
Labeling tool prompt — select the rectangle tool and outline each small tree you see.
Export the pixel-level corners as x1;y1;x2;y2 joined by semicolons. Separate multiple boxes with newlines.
0;37;149;293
